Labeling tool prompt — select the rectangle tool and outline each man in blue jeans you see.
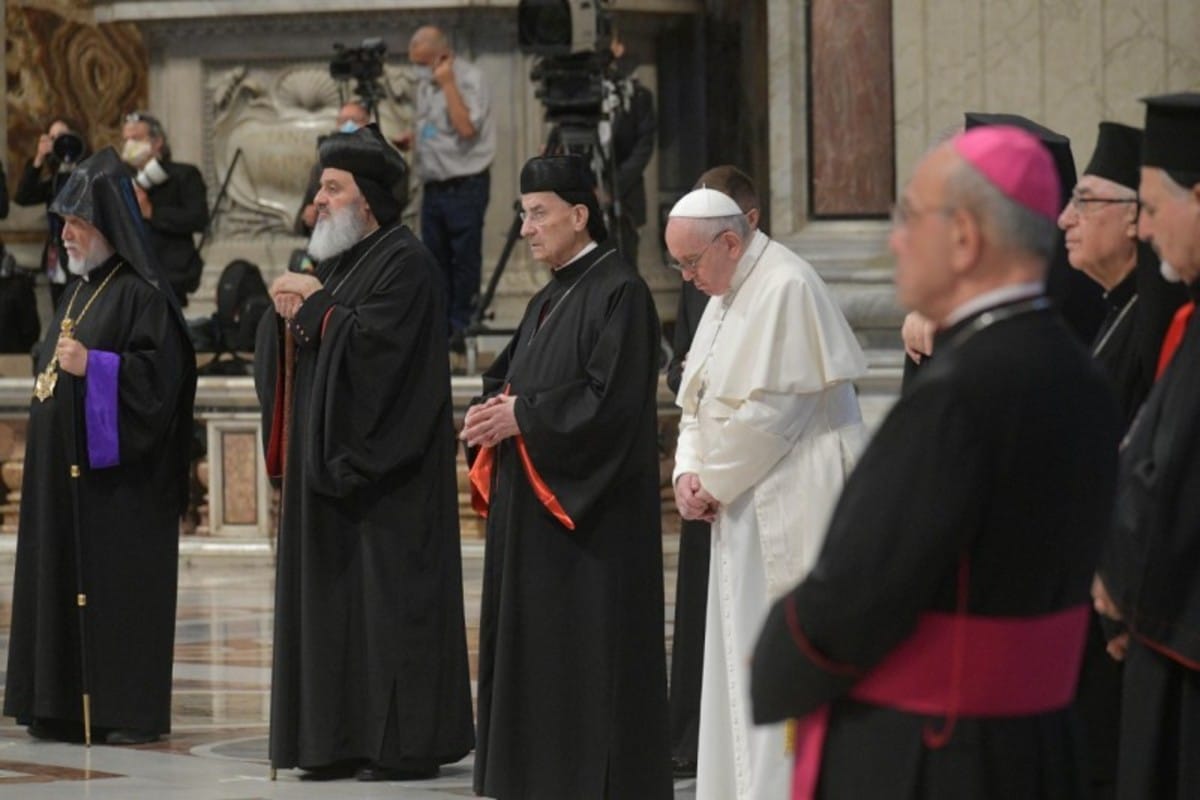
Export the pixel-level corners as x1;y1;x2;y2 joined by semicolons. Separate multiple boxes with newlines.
406;25;495;351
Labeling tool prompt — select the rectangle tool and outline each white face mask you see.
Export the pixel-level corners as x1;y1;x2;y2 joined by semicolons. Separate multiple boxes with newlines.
413;65;433;82
121;138;152;168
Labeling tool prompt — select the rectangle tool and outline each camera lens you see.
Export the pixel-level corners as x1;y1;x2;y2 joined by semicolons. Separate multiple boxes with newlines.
52;132;84;164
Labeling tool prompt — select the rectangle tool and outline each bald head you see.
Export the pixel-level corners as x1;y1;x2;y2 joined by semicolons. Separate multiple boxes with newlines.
409;25;450;65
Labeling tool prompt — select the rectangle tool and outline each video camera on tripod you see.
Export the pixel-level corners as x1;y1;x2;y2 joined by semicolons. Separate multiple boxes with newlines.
519;0;613;130
464;0;620;360
329;38;388;117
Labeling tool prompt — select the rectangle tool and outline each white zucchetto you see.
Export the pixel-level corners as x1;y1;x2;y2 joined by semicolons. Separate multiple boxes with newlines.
668;186;743;219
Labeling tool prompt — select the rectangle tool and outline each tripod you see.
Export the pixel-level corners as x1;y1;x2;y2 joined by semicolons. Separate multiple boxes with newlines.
463;116;626;372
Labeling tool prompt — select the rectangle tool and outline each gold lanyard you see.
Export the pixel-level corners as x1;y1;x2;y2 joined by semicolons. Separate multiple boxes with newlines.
33;263;124;402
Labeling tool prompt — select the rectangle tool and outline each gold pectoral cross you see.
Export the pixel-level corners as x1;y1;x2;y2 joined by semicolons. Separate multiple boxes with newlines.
33;317;75;403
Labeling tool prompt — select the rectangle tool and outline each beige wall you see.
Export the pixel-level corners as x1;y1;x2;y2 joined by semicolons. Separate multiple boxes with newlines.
767;0;1200;236
894;0;1200;190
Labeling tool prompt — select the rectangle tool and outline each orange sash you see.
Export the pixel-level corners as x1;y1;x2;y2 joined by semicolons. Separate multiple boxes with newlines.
467;390;575;530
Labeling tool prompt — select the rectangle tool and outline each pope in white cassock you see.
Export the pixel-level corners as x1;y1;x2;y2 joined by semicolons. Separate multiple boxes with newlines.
666;187;868;799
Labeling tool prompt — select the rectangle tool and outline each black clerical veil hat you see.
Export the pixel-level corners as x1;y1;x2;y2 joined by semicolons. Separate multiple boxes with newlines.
519;154;608;243
964;112;1076;206
1141;92;1200;188
49;146;173;300
1083;122;1142;191
319;124;408;226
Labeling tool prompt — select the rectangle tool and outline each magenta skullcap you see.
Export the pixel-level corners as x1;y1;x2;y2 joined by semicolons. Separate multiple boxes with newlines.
952;125;1060;222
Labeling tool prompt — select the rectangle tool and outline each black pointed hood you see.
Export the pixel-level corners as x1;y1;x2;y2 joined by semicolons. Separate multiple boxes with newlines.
49;147;176;303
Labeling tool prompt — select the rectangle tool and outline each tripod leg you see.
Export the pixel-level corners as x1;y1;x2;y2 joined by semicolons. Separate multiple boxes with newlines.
470;203;524;333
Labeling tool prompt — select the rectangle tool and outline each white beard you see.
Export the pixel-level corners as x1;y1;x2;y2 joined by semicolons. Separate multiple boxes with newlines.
308;203;368;261
66;239;115;276
1161;259;1182;283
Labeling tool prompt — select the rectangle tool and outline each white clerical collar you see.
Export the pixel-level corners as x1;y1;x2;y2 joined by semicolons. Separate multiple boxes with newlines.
943;281;1045;328
553;240;598;271
726;230;769;297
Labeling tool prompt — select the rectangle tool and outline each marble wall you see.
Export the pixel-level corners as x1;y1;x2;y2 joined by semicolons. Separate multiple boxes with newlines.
766;0;1200;235
893;0;1200;191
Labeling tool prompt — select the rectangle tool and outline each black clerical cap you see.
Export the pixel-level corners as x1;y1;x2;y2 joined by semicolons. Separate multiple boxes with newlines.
49;147;174;301
519;155;608;243
1082;122;1142;191
964;112;1076;206
1141;92;1200;188
319;124;408;225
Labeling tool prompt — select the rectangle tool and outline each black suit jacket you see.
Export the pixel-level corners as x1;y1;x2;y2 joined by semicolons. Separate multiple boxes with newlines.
610;79;655;228
144;160;208;303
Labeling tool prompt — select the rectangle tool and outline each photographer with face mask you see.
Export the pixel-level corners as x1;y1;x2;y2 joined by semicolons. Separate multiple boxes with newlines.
120;111;209;307
14;116;90;307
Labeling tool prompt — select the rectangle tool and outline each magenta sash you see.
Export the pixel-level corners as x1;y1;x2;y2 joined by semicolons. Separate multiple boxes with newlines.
792;604;1089;800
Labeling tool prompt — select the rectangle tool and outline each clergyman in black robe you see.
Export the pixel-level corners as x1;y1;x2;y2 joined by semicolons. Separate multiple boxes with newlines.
752;126;1120;799
667;277;711;774
253;125;473;782
4;148;196;745
1056;120;1189;799
1095;92;1200;800
462;154;672;800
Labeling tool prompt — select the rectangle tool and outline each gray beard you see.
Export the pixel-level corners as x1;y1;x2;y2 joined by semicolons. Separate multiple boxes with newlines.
308;205;367;261
67;241;114;276
1161;259;1182;284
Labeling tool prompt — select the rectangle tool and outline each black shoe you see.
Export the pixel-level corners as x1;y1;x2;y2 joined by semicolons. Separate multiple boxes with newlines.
671;756;697;778
356;763;439;782
27;719;86;743
104;728;160;745
298;760;363;781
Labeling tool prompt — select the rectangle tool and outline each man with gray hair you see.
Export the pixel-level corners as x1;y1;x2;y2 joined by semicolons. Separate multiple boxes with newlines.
665;186;866;799
1058;121;1187;426
1094;92;1200;799
751;125;1120;798
1055;120;1187;800
255;125;473;782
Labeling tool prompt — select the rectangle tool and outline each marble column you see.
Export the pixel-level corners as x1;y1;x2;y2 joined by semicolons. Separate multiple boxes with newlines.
809;0;894;217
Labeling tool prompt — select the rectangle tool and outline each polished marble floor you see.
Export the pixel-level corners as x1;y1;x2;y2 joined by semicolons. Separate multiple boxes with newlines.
0;540;696;799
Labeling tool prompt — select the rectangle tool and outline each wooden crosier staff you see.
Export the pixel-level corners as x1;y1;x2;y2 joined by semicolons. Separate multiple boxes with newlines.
66;374;93;746
269;324;296;781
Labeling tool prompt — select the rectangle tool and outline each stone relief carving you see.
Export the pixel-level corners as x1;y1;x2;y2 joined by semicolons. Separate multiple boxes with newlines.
206;62;415;237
